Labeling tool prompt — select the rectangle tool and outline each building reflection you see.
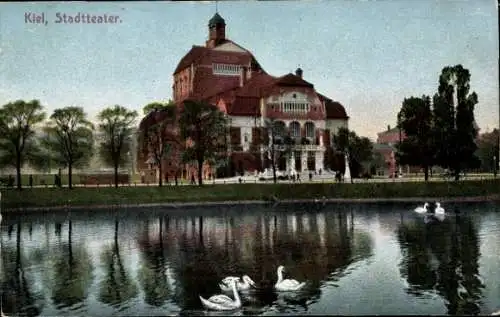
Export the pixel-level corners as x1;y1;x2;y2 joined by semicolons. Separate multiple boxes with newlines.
397;212;485;315
138;207;373;313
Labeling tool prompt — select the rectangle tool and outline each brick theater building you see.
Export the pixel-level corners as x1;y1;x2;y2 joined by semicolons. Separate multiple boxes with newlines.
137;13;349;181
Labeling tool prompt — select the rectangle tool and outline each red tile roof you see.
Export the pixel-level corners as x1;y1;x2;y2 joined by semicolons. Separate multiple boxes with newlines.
274;73;314;88
226;96;261;116
317;93;349;119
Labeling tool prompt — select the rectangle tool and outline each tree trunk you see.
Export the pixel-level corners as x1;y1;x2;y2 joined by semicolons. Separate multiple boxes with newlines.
271;148;277;184
68;163;73;189
16;155;22;190
114;164;119;188
158;164;163;187
424;166;429;182
197;158;203;186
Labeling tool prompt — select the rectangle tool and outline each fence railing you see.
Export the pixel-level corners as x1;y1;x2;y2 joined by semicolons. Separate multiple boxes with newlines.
0;173;497;189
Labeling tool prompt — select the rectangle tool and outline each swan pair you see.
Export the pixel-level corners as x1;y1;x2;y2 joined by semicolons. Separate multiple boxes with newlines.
414;202;445;215
200;265;306;311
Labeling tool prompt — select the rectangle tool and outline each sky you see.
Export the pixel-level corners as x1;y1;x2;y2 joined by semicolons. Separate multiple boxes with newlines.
0;0;498;140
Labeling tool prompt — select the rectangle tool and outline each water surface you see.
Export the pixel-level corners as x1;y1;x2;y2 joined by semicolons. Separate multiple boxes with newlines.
1;202;499;316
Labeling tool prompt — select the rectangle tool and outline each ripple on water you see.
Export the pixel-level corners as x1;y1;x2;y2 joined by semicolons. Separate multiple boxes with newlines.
0;203;499;316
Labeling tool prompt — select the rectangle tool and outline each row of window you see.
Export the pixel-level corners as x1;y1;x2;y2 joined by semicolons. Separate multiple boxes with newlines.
281;102;310;113
213;63;241;76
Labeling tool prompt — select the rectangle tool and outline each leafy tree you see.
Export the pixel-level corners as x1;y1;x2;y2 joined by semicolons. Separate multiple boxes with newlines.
43;107;94;189
142;99;175;115
98;105;138;187
475;129;499;173
0;100;46;189
140;102;179;187
370;150;386;176
261;118;296;183
433;65;479;181
179;100;229;186
332;127;373;178
396;96;434;181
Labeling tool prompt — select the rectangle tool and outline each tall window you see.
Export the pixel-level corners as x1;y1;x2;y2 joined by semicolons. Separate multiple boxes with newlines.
289;121;301;139
305;122;315;138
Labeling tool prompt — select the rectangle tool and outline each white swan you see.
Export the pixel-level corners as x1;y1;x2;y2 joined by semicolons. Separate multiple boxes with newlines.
199;278;241;311
414;203;429;214
435;202;445;215
275;265;306;291
219;275;256;292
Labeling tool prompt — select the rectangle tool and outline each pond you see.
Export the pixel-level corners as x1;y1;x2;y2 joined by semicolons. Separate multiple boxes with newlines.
0;202;499;316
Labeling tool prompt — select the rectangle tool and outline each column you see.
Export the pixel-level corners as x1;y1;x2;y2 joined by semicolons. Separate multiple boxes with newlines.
289;152;296;174
315;151;324;172
301;151;308;171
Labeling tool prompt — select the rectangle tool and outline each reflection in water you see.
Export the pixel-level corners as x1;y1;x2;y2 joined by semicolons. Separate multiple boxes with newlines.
51;220;94;310
156;209;373;314
98;220;138;308
398;212;485;315
1;223;43;316
0;203;498;316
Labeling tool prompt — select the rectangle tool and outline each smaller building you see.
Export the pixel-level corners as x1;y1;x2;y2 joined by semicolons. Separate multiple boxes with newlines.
375;124;405;177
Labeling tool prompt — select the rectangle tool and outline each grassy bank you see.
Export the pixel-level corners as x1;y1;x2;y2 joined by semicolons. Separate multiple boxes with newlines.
1;179;500;210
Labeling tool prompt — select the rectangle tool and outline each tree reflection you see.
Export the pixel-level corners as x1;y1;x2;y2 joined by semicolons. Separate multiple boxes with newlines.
98;220;138;307
158;209;373;313
50;220;94;309
137;217;172;307
1;223;43;316
397;214;485;315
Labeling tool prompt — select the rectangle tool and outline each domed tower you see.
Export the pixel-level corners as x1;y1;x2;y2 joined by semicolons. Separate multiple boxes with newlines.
206;12;226;48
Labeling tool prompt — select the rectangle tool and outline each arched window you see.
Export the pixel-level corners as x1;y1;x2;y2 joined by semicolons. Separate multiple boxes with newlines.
305;122;315;138
289;121;301;138
272;121;287;139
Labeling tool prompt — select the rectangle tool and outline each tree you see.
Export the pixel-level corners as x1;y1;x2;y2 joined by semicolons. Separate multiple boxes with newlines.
261;118;295;184
0;100;46;190
179;100;229;186
475;129;499;174
98;105;138;187
43;107;94;189
332;127;373;178
140;102;179;187
396;96;434;181
433;65;479;181
142;99;175;115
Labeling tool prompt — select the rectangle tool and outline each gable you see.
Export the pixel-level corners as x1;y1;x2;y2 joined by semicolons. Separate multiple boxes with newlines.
213;41;248;53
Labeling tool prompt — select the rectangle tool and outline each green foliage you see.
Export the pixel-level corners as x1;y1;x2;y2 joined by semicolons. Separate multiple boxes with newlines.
42;107;94;187
142;99;175;115
396;95;434;180
98;105;138;187
179;100;229;185
475;129;499;172
140;104;179;186
261;118;296;183
332;127;374;177
432;65;479;180
2;179;500;209
0;99;46;189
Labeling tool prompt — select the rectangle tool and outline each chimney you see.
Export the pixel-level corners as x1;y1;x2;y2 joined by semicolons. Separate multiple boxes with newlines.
240;66;248;87
295;68;303;78
387;125;391;131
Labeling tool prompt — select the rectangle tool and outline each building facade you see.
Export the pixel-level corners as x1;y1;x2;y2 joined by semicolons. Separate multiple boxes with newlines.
138;13;349;180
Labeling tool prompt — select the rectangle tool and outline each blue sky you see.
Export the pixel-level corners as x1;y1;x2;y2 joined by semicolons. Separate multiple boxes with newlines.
0;1;498;139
